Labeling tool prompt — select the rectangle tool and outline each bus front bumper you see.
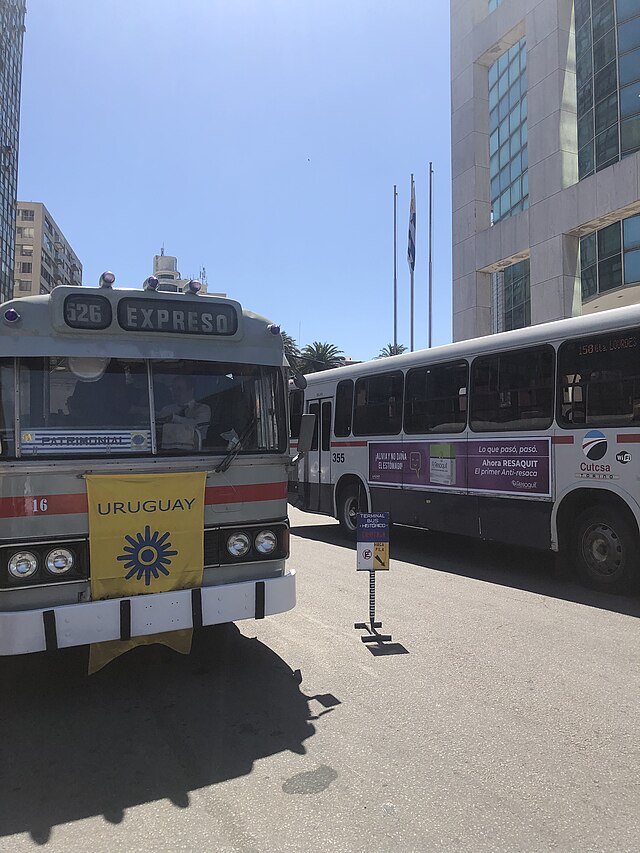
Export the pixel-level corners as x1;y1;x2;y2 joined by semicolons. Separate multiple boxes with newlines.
0;570;296;656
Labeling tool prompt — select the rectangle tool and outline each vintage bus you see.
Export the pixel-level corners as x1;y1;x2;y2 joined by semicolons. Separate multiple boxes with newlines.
289;305;640;593
0;274;295;658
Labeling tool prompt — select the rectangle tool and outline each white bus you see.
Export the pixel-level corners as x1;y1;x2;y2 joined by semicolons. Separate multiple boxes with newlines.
0;274;295;657
289;306;640;593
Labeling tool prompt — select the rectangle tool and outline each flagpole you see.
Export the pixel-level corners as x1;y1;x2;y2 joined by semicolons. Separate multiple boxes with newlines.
428;161;433;349
393;184;398;348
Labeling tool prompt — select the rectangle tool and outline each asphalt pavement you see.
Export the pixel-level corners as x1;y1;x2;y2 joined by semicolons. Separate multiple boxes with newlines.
1;507;639;853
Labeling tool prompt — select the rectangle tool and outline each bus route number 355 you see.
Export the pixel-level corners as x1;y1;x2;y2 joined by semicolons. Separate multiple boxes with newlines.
332;452;345;463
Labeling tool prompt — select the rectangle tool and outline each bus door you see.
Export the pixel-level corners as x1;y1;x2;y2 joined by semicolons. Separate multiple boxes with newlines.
305;398;333;514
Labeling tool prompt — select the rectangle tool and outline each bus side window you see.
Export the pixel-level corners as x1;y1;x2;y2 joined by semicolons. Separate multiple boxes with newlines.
0;360;15;456
557;330;640;427
308;401;320;450
353;372;403;436
334;380;353;437
470;347;554;431
289;389;303;439
404;360;468;434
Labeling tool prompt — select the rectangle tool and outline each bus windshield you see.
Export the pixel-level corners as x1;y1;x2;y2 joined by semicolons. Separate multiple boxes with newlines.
7;357;285;457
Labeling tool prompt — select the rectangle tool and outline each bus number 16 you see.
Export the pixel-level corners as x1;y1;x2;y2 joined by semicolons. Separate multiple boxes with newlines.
32;498;48;513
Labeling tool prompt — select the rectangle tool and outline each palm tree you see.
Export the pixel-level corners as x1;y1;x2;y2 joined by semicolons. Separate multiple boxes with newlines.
281;331;301;369
377;343;407;358
300;341;345;373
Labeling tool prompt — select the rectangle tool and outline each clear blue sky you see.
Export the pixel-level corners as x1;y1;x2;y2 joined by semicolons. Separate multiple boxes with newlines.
18;0;452;361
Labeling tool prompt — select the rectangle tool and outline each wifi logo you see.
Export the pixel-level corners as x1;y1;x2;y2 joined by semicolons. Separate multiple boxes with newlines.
582;430;607;461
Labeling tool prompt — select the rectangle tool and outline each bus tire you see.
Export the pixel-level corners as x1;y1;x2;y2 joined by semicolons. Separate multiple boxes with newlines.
337;482;367;540
571;505;639;593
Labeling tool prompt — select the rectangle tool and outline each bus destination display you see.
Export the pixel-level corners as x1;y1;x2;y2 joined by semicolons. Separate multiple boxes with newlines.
117;298;238;336
63;294;113;330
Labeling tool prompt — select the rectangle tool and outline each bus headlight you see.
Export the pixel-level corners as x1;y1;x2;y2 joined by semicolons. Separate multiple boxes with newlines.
45;548;74;575
255;530;277;555
8;551;38;580
226;532;251;558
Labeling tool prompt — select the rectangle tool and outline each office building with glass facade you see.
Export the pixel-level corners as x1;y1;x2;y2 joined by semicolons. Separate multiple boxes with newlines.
0;0;27;304
451;0;640;341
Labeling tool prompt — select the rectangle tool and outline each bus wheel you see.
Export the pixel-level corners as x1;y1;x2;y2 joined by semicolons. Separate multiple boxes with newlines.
571;506;639;593
337;483;366;539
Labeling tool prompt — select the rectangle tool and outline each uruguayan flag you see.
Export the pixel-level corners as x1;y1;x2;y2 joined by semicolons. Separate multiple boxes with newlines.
407;177;416;272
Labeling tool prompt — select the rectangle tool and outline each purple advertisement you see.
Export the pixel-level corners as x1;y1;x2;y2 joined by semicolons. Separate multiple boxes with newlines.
369;438;550;496
467;438;550;495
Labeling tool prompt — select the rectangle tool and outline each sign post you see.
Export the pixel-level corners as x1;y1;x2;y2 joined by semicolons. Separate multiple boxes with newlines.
354;512;392;644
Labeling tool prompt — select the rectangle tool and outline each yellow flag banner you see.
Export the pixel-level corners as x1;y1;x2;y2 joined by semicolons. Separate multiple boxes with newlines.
87;472;207;674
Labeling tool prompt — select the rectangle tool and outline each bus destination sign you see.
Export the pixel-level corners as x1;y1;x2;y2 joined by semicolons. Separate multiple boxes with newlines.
117;298;238;336
63;294;113;330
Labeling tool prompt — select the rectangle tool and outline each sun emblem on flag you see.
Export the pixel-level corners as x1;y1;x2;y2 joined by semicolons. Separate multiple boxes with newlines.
117;525;178;586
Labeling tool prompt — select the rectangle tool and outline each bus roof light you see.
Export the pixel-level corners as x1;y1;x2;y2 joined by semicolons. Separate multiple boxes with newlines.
4;308;20;324
99;271;116;288
144;276;160;291
186;279;202;295
268;324;281;335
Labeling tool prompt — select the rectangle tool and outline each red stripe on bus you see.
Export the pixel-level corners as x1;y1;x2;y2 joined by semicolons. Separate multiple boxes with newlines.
0;482;287;519
331;441;368;447
617;434;640;443
552;436;574;444
204;482;287;504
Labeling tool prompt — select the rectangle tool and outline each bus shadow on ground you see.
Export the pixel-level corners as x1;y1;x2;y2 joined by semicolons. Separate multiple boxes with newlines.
0;625;334;844
290;522;640;618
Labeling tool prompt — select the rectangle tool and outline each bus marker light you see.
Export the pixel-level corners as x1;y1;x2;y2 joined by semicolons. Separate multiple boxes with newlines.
144;276;160;291
4;308;20;323
187;279;202;294
99;271;116;288
268;324;281;335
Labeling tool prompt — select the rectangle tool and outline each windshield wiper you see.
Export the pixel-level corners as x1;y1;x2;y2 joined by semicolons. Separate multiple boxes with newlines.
214;413;257;473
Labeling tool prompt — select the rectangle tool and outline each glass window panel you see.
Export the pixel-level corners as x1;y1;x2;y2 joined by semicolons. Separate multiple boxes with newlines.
499;165;510;192
499;188;510;217
353;372;404;436
598;221;622;259
489;60;498;88
498;94;509;121
593;0;615;42
616;0;639;22
581;232;597;267
595;124;620;169
578;108;595;148
499;141;510;168
581;264;598;299
404;361;468;434
577;49;594;90
489;85;499;110
490;129;499;155
558;328;640;427
498;71;508;98
510;127;521;156
490;152;499;174
504;264;513;285
521;120;528;144
598;253;623;291
595;92;618;133
618;17;640;54
509;104;520;133
594;59;617;102
576;20;593;57
508;56;518;84
491;175;500;199
577;79;594;115
521;144;528;170
620;80;640;117
579;141;595;177
619;47;640;85
499;116;509;141
511;176;522;203
497;52;508;75
522;171;529;198
575;0;591;27
593;29;616;73
490;106;499;127
510;152;522;181
624;248;640;284
508;80;520;110
621;115;640;153
623;214;640;250
334;380;353;437
493;197;502;222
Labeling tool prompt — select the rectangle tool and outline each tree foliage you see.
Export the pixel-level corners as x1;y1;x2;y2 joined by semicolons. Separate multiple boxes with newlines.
300;341;345;373
377;343;408;358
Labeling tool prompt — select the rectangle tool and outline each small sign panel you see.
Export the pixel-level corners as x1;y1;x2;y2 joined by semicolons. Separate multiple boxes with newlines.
356;512;390;570
63;294;112;330
117;298;238;336
20;430;151;455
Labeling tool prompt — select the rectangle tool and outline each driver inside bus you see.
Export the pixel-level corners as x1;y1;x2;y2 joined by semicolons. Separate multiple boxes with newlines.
157;376;211;430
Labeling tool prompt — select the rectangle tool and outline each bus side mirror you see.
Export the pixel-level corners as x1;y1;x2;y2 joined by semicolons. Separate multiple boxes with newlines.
290;413;315;464
291;370;307;390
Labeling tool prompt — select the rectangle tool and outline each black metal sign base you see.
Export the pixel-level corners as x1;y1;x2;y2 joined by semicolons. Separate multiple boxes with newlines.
354;570;392;643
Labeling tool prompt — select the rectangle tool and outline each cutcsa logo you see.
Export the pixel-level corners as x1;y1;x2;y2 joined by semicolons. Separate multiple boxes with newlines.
582;430;607;460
